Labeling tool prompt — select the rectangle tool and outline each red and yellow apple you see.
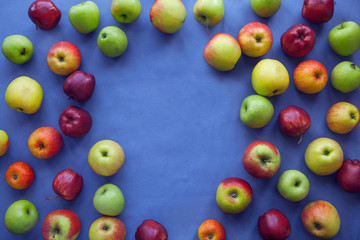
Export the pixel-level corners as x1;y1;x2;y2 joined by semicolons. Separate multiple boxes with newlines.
198;219;226;240
293;60;328;94
47;41;81;76
5;161;35;189
326;102;360;134
28;126;63;159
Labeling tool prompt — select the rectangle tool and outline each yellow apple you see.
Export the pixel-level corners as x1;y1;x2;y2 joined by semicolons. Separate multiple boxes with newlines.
0;130;9;156
5;76;43;114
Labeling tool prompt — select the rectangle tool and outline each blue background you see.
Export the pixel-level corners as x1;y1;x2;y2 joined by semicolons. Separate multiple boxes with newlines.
1;0;360;239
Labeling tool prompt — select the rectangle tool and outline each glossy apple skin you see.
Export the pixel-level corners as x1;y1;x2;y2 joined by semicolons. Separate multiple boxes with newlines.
293;60;328;94
135;219;168;240
59;106;92;138
89;216;126;240
326;102;360;134
278;106;311;138
198;219;226;240
5;161;35;190
28;126;63;159
63;71;95;102
258;209;291;240
53;168;83;200
281;24;315;57
28;0;61;30
302;0;334;24
336;159;360;193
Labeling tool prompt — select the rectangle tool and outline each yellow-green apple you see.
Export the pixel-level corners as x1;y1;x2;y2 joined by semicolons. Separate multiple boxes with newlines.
88;139;125;176
216;177;253;214
0;129;9;156
277;170;310;202
150;0;187;34
52;168;83;201
97;26;128;57
5;200;39;234
293;60;328;94
326;102;360;134
198;219;225;240
281;24;315;57
28;0;61;30
2;35;33;64
59;106;92;138
28;126;63;159
250;0;281;18
5;76;43;114
5;161;35;190
42;209;81;240
47;41;81;76
278;106;311;142
240;95;274;128
243;140;281;179
258;209;291;240
252;59;289;96
193;0;224;27
305;137;343;176
69;1;100;34
89;216;126;240
63;70;96;102
238;22;273;57
328;21;360;56
93;183;125;216
111;0;141;24
302;0;334;24
203;33;241;71
336;159;360;193
135;219;168;240
301;200;340;239
331;61;360;93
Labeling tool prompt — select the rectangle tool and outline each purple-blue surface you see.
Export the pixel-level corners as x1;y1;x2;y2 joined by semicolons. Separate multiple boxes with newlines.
0;0;360;239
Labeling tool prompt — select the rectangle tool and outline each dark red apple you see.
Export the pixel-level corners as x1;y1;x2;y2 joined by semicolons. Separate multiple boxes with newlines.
59;106;92;138
28;0;61;30
336;159;360;193
281;24;316;57
302;0;334;24
278;106;311;141
63;71;95;102
52;168;83;201
135;219;168;240
258;209;291;240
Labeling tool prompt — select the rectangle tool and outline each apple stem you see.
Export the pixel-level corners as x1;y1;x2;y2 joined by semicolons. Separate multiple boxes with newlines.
45;196;59;200
341;19;345;28
297;135;303;144
82;0;84;4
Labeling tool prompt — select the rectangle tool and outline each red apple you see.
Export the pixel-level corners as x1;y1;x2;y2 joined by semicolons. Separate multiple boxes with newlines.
336;159;360;193
258;209;291;240
59;106;92;138
198;219;226;240
52;168;83;201
42;209;81;240
89;216;126;240
278;106;311;142
243;141;281;179
47;41;81;76
302;0;334;24
28;0;61;30
63;71;96;102
281;24;316;57
135;219;167;240
293;60;328;94
28;126;63;159
5;161;35;190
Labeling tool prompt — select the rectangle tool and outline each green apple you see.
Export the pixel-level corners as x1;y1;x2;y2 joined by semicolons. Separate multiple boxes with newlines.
1;35;33;64
326;102;360;134
203;33;241;71
331;61;360;93
89;216;126;240
277;170;310;202
88;139;125;176
250;0;281;18
5;76;43;114
93;183;125;216
240;94;274;128
252;59;289;97
193;0;224;27
0;130;9;156
111;0;141;24
97;26;128;57
305;137;344;176
301;200;340;239
150;0;187;34
69;1;100;34
328;20;360;56
5;200;39;234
